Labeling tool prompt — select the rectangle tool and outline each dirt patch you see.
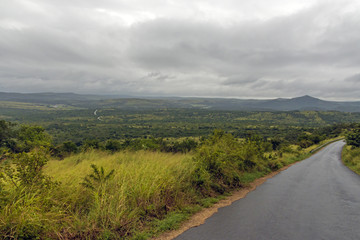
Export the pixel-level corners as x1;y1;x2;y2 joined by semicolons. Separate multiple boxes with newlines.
154;161;300;240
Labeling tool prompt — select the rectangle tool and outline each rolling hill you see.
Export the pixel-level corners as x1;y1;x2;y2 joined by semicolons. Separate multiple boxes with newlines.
1;92;360;112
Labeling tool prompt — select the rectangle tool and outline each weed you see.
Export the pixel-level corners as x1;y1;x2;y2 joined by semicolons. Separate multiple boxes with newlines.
154;212;189;232
82;164;115;191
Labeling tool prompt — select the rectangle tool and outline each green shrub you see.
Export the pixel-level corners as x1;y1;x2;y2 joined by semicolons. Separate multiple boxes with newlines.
0;147;69;239
2;148;53;190
193;130;268;194
105;139;122;152
346;129;360;148
268;159;284;170
82;164;115;191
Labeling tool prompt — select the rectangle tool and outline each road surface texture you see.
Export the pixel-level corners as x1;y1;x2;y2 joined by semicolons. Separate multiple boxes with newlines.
175;141;360;240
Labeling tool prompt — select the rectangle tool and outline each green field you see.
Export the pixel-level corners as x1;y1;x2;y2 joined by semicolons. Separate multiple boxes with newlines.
1;98;360;239
2;102;360;144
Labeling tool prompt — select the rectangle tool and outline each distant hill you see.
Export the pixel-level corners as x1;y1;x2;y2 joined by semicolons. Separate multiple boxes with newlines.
0;92;105;104
0;92;134;104
1;92;360;112
257;95;360;112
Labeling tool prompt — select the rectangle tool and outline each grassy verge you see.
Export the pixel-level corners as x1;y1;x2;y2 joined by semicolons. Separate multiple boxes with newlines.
342;145;360;175
309;137;345;153
44;150;235;239
45;150;199;239
133;139;337;239
0;137;339;239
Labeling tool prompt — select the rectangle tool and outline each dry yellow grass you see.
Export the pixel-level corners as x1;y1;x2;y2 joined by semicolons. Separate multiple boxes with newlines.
44;150;198;237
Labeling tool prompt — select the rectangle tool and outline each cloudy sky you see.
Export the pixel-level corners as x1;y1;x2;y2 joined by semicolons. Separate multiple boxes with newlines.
1;0;360;100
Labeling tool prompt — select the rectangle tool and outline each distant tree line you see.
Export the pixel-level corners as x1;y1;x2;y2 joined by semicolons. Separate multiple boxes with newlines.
0;120;355;161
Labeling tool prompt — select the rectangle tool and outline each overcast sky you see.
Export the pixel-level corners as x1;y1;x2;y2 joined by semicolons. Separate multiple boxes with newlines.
1;0;360;100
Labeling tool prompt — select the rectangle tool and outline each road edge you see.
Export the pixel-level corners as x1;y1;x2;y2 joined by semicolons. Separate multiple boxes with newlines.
154;156;304;240
154;140;342;240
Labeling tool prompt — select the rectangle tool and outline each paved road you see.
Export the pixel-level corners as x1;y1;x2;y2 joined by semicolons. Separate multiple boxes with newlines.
175;141;360;240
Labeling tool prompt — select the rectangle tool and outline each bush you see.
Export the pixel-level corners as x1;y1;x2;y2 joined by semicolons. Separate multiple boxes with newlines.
105;139;122;152
0;122;51;153
82;139;103;151
297;133;324;148
346;129;360;148
3;148;53;189
193;130;268;194
0;120;16;148
16;126;52;152
0;148;67;239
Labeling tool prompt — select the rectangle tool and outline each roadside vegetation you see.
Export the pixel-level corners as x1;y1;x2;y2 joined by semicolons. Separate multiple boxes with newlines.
0;119;349;239
343;124;360;175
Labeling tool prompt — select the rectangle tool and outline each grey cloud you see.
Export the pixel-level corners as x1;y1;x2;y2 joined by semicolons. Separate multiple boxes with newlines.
223;76;261;86
127;3;360;72
1;1;360;99
145;72;175;82
345;73;360;82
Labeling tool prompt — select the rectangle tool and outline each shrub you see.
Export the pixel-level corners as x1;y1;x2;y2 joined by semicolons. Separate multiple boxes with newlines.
82;139;103;151
0;148;67;239
105;139;122;152
346;129;360;148
3;147;53;189
16;125;52;152
193;130;268;194
0;122;51;153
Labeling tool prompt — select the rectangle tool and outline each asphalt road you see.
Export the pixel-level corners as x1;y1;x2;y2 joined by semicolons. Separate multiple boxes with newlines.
175;141;360;240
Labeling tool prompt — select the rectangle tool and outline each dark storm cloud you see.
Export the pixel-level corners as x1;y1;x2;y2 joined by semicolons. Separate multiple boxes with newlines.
1;0;360;99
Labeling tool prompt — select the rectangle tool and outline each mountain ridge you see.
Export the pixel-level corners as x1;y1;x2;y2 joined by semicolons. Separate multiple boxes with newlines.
1;92;360;112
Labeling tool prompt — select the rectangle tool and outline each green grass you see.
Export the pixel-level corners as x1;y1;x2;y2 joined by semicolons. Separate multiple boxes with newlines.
0;138;336;239
198;197;222;208
342;145;360;174
0;150;198;239
44;150;198;238
238;171;267;184
153;211;189;232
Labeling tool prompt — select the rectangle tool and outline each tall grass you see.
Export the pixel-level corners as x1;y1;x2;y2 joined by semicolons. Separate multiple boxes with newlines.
0;138;330;239
43;150;198;238
342;146;360;174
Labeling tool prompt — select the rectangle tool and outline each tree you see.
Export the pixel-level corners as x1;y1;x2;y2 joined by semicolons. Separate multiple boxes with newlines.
346;129;360;148
0;120;16;149
0;121;15;162
82;139;102;151
105;139;122;152
15;125;51;152
61;141;78;153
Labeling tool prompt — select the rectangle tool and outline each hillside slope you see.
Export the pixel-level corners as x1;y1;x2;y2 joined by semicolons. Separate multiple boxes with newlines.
1;92;360;112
